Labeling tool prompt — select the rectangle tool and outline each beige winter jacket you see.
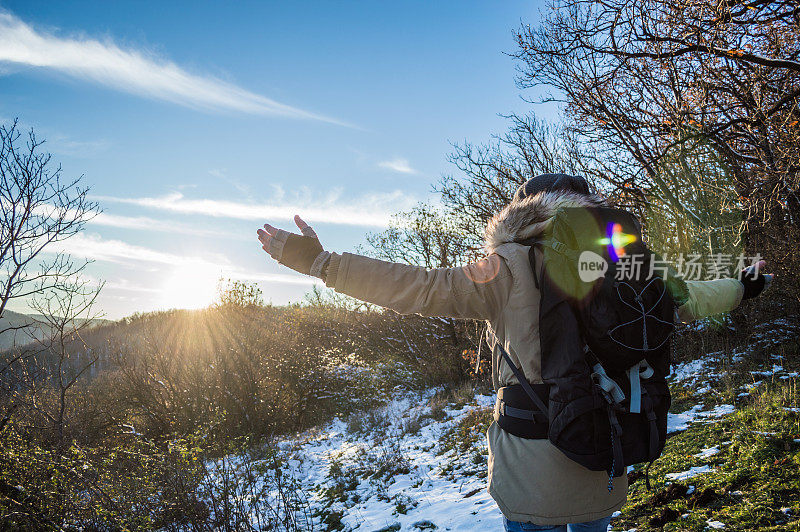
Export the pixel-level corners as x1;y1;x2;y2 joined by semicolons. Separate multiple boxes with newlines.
323;190;744;525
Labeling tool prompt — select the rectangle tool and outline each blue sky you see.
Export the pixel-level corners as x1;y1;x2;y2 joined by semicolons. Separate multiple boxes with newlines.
0;1;554;318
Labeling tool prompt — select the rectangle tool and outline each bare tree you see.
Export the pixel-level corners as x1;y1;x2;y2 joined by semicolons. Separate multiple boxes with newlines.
0;119;100;437
513;0;800;307
514;0;800;218
25;276;103;446
438;113;594;254
0;119;99;326
366;202;470;268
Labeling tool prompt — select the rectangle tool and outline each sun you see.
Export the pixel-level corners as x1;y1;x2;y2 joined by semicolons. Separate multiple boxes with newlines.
160;263;221;310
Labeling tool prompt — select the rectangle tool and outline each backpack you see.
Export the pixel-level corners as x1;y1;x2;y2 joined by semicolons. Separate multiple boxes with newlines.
496;206;689;487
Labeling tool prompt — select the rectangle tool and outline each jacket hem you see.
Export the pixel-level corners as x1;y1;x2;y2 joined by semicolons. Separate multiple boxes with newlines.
487;485;626;526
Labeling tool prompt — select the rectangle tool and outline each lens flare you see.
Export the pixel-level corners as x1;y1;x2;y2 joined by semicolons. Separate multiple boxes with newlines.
600;222;636;262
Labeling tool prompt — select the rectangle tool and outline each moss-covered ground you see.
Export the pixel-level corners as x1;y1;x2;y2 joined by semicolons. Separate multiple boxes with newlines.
618;380;800;531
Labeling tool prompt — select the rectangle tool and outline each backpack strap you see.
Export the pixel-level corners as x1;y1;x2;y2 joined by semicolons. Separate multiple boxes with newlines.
519;237;578;290
642;391;660;462
606;405;626;480
519;237;545;290
627;359;655;414
528;244;540;290
519;237;579;263
496;342;549;420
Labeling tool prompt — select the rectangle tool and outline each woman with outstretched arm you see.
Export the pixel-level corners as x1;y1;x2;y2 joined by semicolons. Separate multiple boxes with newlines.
256;174;771;531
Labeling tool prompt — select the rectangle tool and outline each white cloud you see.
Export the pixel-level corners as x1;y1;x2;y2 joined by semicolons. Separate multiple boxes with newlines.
55;233;317;286
46;135;110;157
0;12;349;126
83;275;161;294
57;233;219;267
378;158;416;174
93;188;418;227
0;117;110;157
15;201;241;240
88;211;246;239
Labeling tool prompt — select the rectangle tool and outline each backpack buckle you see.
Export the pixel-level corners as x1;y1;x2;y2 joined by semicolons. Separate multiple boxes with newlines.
591;363;626;404
551;240;568;254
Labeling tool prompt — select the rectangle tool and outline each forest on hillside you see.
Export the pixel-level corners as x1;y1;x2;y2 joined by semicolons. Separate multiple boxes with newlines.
1;1;799;530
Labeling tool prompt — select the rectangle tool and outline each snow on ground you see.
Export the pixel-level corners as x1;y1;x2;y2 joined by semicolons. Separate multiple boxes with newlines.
667;404;735;434
669;357;717;386
664;465;715;481
694;446;720;459
279;390;505;531
273;389;741;531
249;318;798;531
269;347;763;531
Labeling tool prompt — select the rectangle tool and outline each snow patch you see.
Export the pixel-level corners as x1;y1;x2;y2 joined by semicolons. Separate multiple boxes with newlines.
279;390;504;531
670;358;711;384
667;404;734;434
750;364;783;376
665;465;715;481
695;446;720;459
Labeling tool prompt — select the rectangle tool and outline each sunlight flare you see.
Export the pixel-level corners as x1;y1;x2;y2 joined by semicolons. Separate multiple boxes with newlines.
159;263;221;310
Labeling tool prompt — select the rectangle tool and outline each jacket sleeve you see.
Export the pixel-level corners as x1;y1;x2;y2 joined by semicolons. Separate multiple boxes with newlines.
323;252;511;320
676;278;745;323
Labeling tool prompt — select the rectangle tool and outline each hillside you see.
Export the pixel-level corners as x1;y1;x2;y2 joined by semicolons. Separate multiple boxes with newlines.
0;310;46;351
1;309;797;530
223;318;800;531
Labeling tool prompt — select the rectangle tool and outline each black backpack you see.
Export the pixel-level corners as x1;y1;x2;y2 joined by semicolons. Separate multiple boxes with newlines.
496;206;689;486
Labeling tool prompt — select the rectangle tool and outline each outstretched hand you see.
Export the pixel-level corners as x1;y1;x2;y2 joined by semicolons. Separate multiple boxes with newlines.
257;215;329;277
257;215;318;251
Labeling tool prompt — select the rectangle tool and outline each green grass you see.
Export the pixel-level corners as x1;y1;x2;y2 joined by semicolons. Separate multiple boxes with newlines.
437;406;492;480
617;380;800;531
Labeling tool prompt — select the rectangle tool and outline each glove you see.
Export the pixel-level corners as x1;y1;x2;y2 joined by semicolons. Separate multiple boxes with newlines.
737;262;772;300
257;216;331;278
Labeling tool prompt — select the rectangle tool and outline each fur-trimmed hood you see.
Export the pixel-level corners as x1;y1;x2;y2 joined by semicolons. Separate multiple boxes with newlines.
484;189;608;252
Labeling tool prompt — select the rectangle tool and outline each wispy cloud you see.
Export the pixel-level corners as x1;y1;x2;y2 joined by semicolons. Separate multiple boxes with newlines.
19;201;242;240
46;135;110;157
378;158;416;174
56;233;316;286
82;275;161;294
87;211;246;239
209;169;251;196
93;188;418;227
0;12;350;126
0;116;110;157
57;233;220;267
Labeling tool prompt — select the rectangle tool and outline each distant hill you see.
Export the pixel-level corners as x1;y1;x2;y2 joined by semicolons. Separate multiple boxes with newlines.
0;310;110;351
0;310;46;351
